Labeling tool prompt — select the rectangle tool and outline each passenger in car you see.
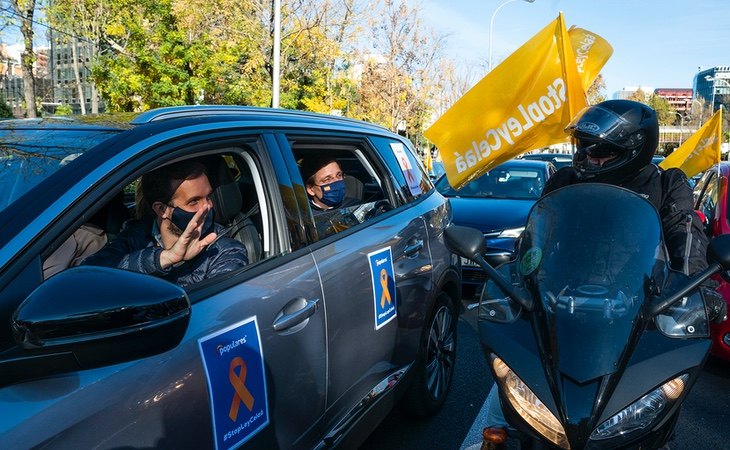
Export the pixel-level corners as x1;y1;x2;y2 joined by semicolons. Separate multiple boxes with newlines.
82;159;248;287
43;223;107;279
301;156;359;212
301;156;363;236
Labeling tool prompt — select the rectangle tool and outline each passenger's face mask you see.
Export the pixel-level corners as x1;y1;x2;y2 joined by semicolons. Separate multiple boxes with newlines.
169;206;215;236
316;179;346;207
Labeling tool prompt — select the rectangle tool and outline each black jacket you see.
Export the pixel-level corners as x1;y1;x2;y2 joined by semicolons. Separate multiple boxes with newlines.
82;218;248;288
543;164;708;276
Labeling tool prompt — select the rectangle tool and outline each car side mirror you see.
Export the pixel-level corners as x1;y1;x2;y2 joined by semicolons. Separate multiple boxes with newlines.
2;266;191;387
445;225;533;311
647;234;730;318
444;225;486;260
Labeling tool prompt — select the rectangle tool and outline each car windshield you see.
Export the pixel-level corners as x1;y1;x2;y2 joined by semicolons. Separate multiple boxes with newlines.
0;127;120;212
435;165;545;199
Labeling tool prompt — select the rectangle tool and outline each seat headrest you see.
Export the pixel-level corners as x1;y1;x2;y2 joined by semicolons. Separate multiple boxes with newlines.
203;156;243;223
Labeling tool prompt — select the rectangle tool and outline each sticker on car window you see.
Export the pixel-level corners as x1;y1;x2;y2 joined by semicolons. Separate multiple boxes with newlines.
368;246;397;330
198;316;269;449
390;142;423;196
520;247;542;276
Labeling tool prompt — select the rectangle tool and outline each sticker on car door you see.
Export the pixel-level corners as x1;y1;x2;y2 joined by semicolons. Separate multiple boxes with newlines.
198;316;269;450
368;246;397;330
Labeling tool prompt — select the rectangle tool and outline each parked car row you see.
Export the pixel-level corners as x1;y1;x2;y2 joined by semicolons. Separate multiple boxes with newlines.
435;159;556;299
0;107;462;449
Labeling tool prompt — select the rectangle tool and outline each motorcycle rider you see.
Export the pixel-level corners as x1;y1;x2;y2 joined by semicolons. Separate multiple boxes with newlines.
481;99;726;449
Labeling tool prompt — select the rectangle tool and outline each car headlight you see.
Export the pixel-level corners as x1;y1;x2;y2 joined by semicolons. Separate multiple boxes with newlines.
491;356;570;449
497;226;525;238
590;374;688;441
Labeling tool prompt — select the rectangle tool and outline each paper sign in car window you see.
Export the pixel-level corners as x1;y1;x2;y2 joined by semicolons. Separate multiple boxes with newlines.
198;316;269;450
390;142;423;196
368;246;397;329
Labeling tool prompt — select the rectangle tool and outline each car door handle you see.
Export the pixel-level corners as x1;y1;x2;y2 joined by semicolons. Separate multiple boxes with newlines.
404;240;424;258
272;297;320;332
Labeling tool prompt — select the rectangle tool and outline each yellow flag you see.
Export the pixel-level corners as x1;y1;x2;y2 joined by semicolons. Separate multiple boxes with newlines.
424;13;588;189
569;26;614;91
425;148;433;172
660;108;722;178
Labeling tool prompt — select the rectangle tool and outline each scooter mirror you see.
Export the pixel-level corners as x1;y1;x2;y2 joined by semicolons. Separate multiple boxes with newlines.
707;234;730;270
445;225;486;260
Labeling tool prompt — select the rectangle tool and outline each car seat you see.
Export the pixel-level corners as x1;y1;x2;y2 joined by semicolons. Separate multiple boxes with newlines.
203;156;262;264
344;175;364;202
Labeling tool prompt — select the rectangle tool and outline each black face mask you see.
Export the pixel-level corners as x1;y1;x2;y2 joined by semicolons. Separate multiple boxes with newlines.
169;206;215;237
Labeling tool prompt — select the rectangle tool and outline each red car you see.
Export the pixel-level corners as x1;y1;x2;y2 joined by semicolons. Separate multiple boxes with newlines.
693;162;730;361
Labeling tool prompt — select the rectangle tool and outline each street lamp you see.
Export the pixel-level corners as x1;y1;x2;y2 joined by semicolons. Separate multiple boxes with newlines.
272;0;281;108
488;0;536;72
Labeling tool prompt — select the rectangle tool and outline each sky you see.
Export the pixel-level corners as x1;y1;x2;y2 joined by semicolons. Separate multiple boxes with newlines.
421;0;730;96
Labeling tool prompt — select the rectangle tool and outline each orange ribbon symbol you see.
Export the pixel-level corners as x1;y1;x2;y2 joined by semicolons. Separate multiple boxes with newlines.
228;356;255;422
380;269;392;308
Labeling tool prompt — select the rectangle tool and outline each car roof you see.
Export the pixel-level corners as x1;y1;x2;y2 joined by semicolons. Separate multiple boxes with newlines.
0;106;393;135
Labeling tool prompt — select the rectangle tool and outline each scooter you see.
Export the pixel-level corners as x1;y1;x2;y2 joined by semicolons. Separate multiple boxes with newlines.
446;183;730;449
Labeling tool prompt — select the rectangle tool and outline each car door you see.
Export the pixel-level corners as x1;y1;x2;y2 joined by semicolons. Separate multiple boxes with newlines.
0;126;326;450
279;132;435;430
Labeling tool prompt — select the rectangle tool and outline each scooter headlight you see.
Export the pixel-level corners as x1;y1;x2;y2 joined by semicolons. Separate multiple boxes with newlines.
492;356;570;449
590;374;689;441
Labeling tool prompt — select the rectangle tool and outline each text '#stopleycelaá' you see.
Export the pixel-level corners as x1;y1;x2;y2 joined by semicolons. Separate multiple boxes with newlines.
454;78;566;173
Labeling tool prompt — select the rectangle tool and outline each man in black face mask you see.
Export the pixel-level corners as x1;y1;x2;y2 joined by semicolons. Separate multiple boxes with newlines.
83;159;248;287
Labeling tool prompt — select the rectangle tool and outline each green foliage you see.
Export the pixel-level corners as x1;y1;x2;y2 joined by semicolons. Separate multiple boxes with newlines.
0;98;13;118
54;104;74;115
44;0;445;141
647;94;674;126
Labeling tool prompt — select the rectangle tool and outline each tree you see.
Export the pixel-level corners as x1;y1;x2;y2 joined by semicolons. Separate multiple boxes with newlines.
0;96;13;118
626;88;647;103
352;0;445;145
647;94;673;126
6;0;39;117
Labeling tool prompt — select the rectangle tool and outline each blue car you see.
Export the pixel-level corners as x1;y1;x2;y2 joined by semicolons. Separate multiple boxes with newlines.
0;107;461;449
435;159;555;298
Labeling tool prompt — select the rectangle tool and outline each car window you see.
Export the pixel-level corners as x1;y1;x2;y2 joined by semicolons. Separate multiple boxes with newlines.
289;136;401;238
369;136;431;204
41;146;270;288
0;127;121;212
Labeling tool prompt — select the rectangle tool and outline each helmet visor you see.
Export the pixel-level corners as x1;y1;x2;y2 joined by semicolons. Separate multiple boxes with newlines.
565;105;642;147
574;138;624;159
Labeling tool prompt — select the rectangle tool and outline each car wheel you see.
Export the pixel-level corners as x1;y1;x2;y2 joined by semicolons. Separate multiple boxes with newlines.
402;291;457;416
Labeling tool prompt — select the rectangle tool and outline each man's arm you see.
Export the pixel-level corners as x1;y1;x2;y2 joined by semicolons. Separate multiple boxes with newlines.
205;238;249;278
660;168;708;275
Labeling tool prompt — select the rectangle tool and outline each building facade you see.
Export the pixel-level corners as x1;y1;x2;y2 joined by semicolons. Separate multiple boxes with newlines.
693;66;730;115
49;33;104;114
653;88;693;115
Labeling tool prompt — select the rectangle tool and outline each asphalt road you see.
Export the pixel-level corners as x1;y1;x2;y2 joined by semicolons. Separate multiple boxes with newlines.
360;313;730;450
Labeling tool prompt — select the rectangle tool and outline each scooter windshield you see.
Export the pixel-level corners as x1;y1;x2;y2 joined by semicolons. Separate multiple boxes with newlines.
518;184;666;382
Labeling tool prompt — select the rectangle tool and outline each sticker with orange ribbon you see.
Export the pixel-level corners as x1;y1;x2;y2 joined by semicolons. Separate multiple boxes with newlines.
368;246;397;330
198;316;269;449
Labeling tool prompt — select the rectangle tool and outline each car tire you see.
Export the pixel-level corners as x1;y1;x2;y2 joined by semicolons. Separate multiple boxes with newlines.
402;291;457;417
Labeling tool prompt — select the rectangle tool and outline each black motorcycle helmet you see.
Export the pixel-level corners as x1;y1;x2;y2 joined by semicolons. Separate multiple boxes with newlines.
566;99;658;184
